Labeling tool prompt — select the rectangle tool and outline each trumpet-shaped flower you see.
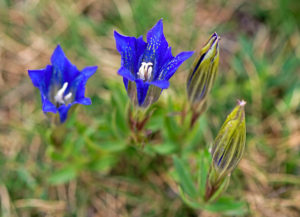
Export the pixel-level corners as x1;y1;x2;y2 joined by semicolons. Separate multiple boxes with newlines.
114;19;194;107
28;45;97;123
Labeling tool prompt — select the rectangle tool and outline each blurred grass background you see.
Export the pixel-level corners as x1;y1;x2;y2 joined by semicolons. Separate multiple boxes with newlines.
0;0;300;216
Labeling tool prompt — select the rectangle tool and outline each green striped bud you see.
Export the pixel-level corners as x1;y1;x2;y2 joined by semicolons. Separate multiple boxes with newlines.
205;100;246;201
211;100;246;180
187;33;219;110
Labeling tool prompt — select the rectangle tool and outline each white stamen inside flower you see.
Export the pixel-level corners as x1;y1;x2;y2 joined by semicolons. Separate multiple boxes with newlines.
137;62;153;81
64;92;73;101
54;82;73;105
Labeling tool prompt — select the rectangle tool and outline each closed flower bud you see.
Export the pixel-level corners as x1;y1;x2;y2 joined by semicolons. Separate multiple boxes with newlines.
205;100;246;201
211;100;246;180
187;33;220;110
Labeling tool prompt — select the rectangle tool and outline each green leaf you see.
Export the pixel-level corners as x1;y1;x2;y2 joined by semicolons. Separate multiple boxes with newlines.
151;141;177;155
207;175;230;203
163;116;180;141
197;150;210;197
183;116;208;154
48;166;77;185
97;140;128;152
205;197;247;214
17;167;37;189
88;155;117;172
173;156;198;199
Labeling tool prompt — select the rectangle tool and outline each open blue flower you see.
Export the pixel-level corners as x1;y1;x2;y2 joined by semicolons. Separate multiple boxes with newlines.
114;19;194;107
28;45;97;123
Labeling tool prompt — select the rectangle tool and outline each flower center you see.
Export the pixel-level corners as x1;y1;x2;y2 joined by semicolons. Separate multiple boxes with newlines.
54;82;73;107
137;62;153;81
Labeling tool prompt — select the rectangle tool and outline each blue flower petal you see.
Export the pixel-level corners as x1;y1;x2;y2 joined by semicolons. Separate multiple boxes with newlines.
51;45;66;71
123;77;129;90
151;46;173;81
114;31;146;77
28;65;53;95
160;47;173;67
51;45;80;84
57;104;72;123
135;79;149;106
82;66;98;78
74;80;93;102
142;19;169;78
148;80;170;89
57;98;91;123
158;51;194;81
29;45;97;123
28;69;46;87
41;96;57;113
114;20;194;108
77;97;92;105
117;67;135;81
135;36;148;71
65;65;97;101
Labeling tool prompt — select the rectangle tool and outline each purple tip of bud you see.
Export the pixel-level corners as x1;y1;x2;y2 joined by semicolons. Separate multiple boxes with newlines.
237;99;247;107
212;32;218;38
211;32;220;47
211;32;221;41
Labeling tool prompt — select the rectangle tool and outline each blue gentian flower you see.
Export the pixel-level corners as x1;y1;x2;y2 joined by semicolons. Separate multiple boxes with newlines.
28;45;97;123
114;19;194;107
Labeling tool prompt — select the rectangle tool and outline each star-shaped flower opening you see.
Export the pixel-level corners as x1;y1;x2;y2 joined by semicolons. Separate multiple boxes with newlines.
28;45;97;123
114;19;194;107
